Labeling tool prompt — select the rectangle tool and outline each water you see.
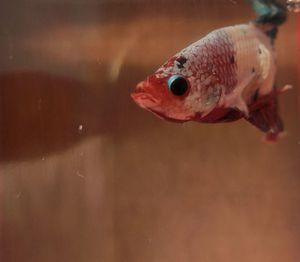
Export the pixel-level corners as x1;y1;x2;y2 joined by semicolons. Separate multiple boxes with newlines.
0;1;299;262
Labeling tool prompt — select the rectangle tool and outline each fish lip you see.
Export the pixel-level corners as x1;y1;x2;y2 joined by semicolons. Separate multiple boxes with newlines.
130;91;158;109
131;91;156;103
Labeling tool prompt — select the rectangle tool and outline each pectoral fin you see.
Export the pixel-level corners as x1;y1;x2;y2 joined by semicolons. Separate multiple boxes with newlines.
244;95;284;142
225;73;257;118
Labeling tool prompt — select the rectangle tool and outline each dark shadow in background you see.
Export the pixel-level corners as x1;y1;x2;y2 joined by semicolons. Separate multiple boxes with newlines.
0;66;163;162
0;71;114;162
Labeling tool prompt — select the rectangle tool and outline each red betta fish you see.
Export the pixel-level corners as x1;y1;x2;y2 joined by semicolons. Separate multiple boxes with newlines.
131;22;291;142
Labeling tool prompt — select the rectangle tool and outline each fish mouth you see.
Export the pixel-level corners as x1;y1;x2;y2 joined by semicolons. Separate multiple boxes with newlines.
131;92;185;123
131;81;189;123
131;91;159;109
131;81;158;107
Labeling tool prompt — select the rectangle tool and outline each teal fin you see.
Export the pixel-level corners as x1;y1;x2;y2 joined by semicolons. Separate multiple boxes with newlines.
248;0;287;43
249;0;287;26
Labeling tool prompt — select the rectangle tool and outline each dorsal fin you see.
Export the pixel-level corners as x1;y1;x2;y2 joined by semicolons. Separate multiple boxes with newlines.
249;0;287;26
248;0;287;42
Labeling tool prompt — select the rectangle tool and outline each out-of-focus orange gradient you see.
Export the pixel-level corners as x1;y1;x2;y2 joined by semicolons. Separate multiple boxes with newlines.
0;1;299;262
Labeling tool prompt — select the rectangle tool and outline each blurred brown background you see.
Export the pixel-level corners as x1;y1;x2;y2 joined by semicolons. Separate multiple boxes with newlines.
0;0;299;261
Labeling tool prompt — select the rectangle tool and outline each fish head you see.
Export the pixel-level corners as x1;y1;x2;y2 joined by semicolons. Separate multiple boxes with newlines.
131;73;195;122
131;55;222;122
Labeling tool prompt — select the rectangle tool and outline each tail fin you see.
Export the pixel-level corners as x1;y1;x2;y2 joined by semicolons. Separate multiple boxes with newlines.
248;0;288;42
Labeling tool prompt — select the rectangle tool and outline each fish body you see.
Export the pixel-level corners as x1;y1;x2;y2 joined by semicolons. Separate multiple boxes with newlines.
131;23;288;141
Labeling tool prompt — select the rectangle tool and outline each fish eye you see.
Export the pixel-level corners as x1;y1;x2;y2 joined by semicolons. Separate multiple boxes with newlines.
167;75;189;96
